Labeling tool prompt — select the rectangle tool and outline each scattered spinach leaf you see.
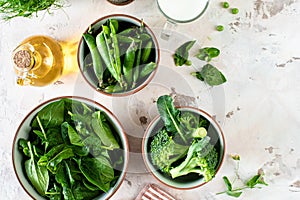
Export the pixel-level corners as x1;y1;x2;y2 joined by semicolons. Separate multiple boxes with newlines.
173;40;196;66
196;47;220;62
191;64;226;86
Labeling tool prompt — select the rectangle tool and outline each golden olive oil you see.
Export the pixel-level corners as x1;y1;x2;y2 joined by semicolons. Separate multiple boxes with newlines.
12;35;64;86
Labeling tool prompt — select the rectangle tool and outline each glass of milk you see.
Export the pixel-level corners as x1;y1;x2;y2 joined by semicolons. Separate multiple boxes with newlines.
156;0;209;39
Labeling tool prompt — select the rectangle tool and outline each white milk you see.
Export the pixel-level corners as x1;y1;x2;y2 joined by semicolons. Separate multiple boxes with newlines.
157;0;209;22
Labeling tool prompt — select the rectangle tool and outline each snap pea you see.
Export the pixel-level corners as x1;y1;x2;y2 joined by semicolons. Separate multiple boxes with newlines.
103;84;123;93
109;19;119;32
116;35;141;43
109;21;123;85
83;33;104;87
118;27;136;36
141;40;152;64
123;39;136;87
96;31;119;83
140;62;157;78
132;41;142;88
138;33;151;41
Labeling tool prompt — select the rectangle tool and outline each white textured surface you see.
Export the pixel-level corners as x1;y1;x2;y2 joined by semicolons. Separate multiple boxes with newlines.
1;0;300;199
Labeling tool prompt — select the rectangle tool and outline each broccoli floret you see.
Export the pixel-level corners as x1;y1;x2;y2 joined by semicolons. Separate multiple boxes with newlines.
179;112;208;140
150;128;189;174
169;136;218;182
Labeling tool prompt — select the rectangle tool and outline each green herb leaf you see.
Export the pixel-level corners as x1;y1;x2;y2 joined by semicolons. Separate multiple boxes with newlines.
196;47;220;62
192;64;226;86
0;0;64;20
174;40;196;66
226;190;243;198
246;174;268;188
223;176;233;191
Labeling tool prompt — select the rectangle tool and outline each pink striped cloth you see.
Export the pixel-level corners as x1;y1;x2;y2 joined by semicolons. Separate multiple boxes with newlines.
135;184;176;200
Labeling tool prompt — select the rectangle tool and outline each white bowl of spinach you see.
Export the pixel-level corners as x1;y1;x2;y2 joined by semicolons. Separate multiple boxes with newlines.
77;14;160;96
12;96;129;200
142;95;225;189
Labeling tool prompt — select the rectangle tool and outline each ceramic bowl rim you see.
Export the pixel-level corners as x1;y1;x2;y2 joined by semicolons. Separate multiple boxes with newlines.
77;14;160;97
12;95;129;199
142;106;226;190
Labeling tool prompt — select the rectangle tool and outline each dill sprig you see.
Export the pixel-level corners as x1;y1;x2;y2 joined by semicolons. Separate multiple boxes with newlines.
0;0;64;20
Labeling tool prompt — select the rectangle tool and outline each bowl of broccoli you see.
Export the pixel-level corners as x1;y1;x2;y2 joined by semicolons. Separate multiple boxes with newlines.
142;95;225;189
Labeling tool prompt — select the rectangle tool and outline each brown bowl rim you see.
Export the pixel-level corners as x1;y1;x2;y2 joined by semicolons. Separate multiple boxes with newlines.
106;0;134;6
77;14;160;97
12;95;130;199
142;106;226;190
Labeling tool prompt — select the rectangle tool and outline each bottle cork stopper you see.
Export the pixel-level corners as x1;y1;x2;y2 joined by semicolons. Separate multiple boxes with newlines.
13;50;32;69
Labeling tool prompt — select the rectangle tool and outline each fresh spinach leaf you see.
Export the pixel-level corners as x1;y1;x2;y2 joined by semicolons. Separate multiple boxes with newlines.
18;138;30;157
91;111;119;150
47;147;74;173
38;144;65;167
61;122;84;146
31;100;65;129
78;156;114;193
156;95;186;143
68;111;93;137
25;141;49;196
191;64;226;86
83;134;104;156
55;161;76;199
196;47;220;62
72;182;102;200
46;128;64;149
173;40;196;66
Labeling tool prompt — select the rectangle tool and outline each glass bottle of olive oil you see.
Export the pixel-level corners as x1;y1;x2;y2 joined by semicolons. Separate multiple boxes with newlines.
12;35;64;86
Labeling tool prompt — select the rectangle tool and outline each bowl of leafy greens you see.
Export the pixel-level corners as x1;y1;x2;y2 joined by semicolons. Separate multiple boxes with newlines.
142;95;225;189
77;14;160;96
12;96;129;199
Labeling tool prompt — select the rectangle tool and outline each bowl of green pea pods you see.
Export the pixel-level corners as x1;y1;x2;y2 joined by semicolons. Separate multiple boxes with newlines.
77;14;160;96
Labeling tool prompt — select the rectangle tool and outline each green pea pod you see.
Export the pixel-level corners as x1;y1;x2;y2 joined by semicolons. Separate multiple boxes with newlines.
96;31;119;83
139;33;151;41
116;35;141;43
109;19;119;32
132;41;142;88
118;27;136;36
103;84;124;93
140;62;157;78
83;33;104;86
141;40;152;64
123;40;137;87
109;21;122;80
